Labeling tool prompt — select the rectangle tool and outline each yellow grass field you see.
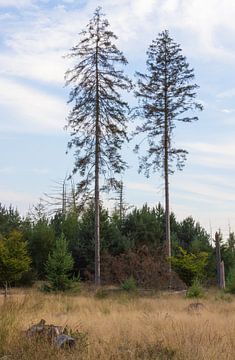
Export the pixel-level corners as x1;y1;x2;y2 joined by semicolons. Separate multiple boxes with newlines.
0;287;235;359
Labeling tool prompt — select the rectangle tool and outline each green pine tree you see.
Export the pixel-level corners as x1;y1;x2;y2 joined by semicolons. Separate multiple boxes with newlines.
45;234;74;291
65;7;132;285
134;30;202;260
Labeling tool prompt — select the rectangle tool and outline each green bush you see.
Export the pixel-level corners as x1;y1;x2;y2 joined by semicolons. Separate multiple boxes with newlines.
186;279;204;298
170;247;208;286
121;276;137;292
226;266;235;293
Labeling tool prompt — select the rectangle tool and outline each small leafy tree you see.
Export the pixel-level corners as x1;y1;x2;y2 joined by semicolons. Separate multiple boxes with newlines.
0;230;31;296
45;234;74;291
121;276;137;292
186;279;204;298
170;247;208;286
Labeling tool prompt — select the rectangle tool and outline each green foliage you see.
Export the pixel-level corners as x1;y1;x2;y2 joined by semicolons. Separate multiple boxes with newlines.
28;219;56;278
170;247;208;286
121;276;137;292
73;202;127;278
0;204;21;236
175;217;210;252
15;269;37;287
221;232;235;277
0;230;31;288
186;279;204;298
0;201;215;286
122;204;164;248
225;266;235;293
45;234;74;291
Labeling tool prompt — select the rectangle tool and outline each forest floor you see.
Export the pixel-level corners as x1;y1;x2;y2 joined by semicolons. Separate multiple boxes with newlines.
0;286;235;359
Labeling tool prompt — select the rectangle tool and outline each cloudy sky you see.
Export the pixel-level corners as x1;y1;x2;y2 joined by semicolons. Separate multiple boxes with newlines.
1;0;235;238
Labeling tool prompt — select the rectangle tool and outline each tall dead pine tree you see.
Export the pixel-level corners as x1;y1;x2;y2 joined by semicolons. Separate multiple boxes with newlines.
65;8;132;285
134;30;202;260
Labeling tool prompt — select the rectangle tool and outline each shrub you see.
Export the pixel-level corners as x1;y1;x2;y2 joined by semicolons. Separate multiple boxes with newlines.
121;276;137;292
101;248;186;290
186;279;204;298
170;247;208;286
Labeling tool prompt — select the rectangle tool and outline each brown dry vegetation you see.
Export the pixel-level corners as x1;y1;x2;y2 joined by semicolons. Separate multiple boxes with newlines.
0;287;235;359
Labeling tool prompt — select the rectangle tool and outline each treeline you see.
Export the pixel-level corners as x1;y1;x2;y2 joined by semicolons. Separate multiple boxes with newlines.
1;201;234;290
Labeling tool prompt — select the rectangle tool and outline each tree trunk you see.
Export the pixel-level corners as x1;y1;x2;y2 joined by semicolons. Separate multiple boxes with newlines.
119;181;123;222
164;62;171;289
220;261;225;289
94;30;101;286
164;78;171;260
164;106;171;289
164;144;170;259
4;281;8;298
215;231;221;287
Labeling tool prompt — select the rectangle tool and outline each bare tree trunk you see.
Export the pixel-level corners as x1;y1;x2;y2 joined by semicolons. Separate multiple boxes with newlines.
4;281;8;298
164;78;171;260
94;31;101;286
215;231;221;287
220;261;225;289
119;181;123;222
164;64;171;290
164;108;171;289
62;178;67;215
164;146;170;259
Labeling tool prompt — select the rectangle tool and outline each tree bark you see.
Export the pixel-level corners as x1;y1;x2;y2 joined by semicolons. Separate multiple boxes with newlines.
164;71;171;260
164;57;171;291
94;29;101;286
164;133;170;259
4;281;8;298
215;231;221;287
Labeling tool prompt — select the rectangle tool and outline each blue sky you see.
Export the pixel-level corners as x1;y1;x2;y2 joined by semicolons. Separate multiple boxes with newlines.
1;0;235;238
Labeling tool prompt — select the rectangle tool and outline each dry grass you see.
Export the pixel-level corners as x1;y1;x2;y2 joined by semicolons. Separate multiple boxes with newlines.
0;287;235;359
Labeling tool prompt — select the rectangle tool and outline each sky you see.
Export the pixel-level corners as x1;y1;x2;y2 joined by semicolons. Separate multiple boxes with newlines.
1;0;235;238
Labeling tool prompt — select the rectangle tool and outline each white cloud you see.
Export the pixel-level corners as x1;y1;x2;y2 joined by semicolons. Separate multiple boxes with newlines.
92;0;235;60
173;180;235;203
217;88;235;98
0;52;66;85
182;141;235;157
0;0;235;233
32;168;50;175
0;0;32;7
0;0;234;88
126;181;159;193
0;77;67;132
0;167;15;174
0;190;38;214
221;109;235;114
